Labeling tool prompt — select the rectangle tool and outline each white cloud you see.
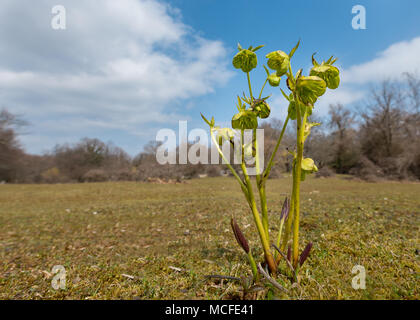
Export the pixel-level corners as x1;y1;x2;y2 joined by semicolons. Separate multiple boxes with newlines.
0;0;232;154
342;37;420;84
315;36;420;114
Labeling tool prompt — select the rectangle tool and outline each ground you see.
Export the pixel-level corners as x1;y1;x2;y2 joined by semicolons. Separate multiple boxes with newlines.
0;176;418;299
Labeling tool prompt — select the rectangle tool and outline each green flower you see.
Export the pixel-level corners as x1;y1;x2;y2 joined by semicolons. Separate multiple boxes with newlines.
231;110;258;130
310;55;340;89
296;76;326;105
267;73;281;87
233;49;257;73
252;99;271;119
266;50;289;76
300;157;318;181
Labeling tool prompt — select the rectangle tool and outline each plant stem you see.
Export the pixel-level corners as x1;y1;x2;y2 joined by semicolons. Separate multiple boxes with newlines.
275;219;285;255
247;72;253;99
258;185;269;240
253;128;269;240
258;79;268;99
263;115;290;183
280;163;296;252
241;162;276;273
247;251;259;281
292;96;307;268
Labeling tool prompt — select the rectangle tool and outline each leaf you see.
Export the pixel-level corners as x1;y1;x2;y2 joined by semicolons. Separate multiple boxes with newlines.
289;39;300;59
263;65;270;76
252;44;265;52
304;122;320;141
311;53;319;66
201;113;212;127
231;218;250;254
280;88;291;101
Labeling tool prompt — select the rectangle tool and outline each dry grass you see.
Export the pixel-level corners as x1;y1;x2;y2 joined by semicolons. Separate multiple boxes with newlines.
0;176;418;299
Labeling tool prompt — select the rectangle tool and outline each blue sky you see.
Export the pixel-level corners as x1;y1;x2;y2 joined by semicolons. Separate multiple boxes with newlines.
1;0;420;155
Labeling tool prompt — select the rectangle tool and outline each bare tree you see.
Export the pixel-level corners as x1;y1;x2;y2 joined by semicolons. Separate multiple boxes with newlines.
0;109;25;182
327;104;359;173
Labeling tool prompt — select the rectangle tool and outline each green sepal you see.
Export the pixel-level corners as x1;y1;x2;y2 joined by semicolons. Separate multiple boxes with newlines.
296;76;326;105
266;50;289;77
267;73;281;87
232;110;258;130
310;64;340;89
252;99;271;119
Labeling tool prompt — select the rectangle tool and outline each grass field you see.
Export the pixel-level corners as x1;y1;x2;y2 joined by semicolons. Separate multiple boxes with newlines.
0;176;419;300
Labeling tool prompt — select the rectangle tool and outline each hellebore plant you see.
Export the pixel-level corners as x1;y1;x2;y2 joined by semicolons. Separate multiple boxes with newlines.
202;42;340;283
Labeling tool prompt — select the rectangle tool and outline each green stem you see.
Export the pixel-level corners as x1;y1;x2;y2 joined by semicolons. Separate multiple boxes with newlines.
247;251;259;281
275;219;285;256
263;115;290;183
247;72;253;100
292;96;307;268
258;185;269;240
241;159;276;273
258;79;268;99
280;162;296;253
241;130;276;272
253;128;269;240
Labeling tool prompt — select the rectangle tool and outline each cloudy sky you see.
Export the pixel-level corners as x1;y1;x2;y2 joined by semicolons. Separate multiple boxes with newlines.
1;0;420;155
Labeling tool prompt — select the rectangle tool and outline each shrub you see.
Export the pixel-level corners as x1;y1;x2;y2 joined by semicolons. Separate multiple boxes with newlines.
82;169;109;182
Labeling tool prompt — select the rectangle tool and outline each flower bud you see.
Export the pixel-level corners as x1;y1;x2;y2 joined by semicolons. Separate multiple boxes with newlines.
231;110;258;130
299;242;313;266
295;76;326;105
231;218;250;254
266;50;289;76
233;49;257;73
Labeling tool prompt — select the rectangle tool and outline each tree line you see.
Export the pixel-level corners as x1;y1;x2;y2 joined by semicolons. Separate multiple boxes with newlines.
1;76;419;183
